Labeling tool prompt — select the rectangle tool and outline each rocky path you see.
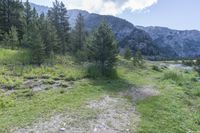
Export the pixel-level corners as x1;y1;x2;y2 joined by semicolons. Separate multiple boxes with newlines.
11;87;158;133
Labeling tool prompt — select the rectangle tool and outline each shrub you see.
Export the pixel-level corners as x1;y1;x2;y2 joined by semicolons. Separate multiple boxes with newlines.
87;64;118;79
87;64;103;79
152;65;162;72
0;97;15;108
163;71;183;83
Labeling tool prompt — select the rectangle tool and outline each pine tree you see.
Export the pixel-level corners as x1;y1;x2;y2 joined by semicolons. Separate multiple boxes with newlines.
22;8;45;65
21;6;39;49
124;46;132;60
88;21;118;76
71;13;86;53
29;23;45;65
24;0;33;26
48;0;70;55
39;14;59;57
133;49;144;66
0;0;24;39
2;26;19;49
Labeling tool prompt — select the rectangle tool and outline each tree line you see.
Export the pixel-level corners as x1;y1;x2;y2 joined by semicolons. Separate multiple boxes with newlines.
0;0;118;76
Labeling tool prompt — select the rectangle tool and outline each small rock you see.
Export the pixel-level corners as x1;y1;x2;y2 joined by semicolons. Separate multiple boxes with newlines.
60;128;66;131
60;83;69;88
94;127;97;132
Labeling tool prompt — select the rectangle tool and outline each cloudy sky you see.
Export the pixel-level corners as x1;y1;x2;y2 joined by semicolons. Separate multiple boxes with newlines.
24;0;200;30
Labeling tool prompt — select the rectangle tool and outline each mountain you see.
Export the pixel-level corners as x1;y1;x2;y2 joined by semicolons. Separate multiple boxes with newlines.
30;3;158;56
29;3;49;14
137;26;200;58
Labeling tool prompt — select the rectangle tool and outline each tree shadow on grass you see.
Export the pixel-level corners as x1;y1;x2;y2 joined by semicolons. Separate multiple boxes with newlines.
88;77;137;94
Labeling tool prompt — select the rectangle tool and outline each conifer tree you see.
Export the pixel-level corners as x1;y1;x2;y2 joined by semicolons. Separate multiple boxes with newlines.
0;0;24;39
133;49;144;66
71;13;86;53
88;21;118;75
48;0;70;55
24;0;33;28
29;23;45;65
2;26;19;49
124;46;132;60
39;14;59;57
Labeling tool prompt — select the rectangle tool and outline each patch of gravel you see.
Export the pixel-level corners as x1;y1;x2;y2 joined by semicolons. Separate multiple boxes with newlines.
11;87;158;133
87;96;139;133
22;79;61;92
123;87;159;101
11;114;87;133
11;95;139;133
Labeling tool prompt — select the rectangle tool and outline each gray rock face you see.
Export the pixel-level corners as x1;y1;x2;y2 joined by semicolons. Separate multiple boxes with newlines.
137;26;200;58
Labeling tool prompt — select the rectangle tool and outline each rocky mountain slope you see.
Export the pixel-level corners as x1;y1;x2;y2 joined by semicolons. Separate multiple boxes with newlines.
30;3;158;56
138;26;200;58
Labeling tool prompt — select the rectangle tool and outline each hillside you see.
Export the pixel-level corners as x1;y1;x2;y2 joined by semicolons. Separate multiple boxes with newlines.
138;26;200;58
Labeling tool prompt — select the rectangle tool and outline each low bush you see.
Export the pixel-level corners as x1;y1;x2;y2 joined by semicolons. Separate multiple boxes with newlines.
163;71;184;83
0;48;31;65
152;65;162;72
0;96;15;108
87;64;103;79
87;64;118;79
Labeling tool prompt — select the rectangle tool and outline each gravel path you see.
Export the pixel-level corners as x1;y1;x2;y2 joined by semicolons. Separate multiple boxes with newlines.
11;96;138;133
11;87;158;133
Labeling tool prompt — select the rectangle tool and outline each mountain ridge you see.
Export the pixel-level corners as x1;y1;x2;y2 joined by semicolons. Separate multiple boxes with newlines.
137;26;200;58
30;2;200;59
30;2;158;56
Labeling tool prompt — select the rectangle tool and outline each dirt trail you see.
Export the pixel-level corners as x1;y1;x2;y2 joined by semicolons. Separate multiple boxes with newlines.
11;87;158;133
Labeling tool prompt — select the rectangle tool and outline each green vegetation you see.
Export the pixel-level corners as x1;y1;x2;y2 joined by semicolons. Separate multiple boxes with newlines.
124;46;132;60
87;22;118;76
0;48;31;65
0;48;199;132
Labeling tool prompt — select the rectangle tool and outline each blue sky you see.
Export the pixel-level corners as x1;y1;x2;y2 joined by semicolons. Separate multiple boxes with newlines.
24;0;200;30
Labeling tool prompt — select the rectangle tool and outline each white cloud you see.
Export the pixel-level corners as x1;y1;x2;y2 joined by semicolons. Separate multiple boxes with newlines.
67;0;157;15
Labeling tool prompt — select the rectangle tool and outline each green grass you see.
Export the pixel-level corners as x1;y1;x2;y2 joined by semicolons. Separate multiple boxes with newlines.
0;48;31;65
135;69;200;133
0;79;128;132
116;61;200;133
0;48;200;132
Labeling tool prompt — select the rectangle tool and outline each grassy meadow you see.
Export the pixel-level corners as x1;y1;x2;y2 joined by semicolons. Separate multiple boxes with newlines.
0;48;200;132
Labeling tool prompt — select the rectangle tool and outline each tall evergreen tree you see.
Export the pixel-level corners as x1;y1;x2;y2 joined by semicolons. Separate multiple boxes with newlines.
88;21;118;75
22;0;34;48
0;0;24;39
39;14;59;57
24;0;33;27
124;46;132;60
133;49;144;66
71;13;86;53
48;0;70;55
29;22;45;65
2;26;19;49
21;6;39;49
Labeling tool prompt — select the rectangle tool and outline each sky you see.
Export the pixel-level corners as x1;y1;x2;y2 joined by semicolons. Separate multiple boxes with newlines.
23;0;200;30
